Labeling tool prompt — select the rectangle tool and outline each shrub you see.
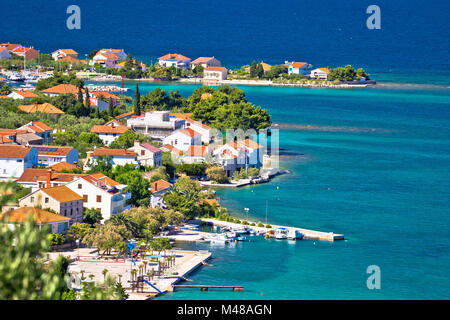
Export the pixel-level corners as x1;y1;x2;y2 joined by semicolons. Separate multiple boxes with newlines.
265;224;272;228
257;222;264;227
49;233;65;246
250;223;256;226
242;221;249;225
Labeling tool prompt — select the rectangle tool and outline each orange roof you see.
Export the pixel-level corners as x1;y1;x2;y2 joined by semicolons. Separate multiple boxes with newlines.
151;179;172;192
0;76;7;81
49;162;78;172
0;145;32;158
187;117;212;130
158;53;191;61
162;144;182;155
18;103;64;114
1;207;70;224
16;168;83;183
59;49;78;55
90;124;129;134
115;111;135;120
0;43;21;51
92;148;137;157
41;84;79;95
205;67;227;72
0;95;10;99
228;138;263;150
290;62;307;69
184;145;208;157
90;91;119;100
41;185;83;203
33;145;75;156
89;173;120;186
12;90;38;98
23;121;53;132
315;67;330;74
0;128;26;135
95;52;119;60
179;128;201;138
0;136;13;144
12;47;34;54
58;56;80;62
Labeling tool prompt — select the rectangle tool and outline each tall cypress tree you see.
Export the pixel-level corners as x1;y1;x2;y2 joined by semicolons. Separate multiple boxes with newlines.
108;97;114;117
77;86;84;106
257;63;264;79
134;83;141;115
250;61;257;78
84;88;90;116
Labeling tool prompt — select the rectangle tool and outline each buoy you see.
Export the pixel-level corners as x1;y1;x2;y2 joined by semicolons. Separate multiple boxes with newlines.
276;186;279;190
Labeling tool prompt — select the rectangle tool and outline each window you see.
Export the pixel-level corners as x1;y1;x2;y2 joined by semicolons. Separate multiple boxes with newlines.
78;184;82;189
141;150;145;156
83;195;88;202
30;197;34;203
45;197;49;204
96;195;102;202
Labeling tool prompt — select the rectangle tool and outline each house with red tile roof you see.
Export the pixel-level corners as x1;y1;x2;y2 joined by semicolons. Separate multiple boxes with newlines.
310;67;331;80
49;161;79;172
85;148;138;169
19;185;83;225
92;49;124;67
170;113;212;144
191;57;221;69
115;111;135;122
0;145;38;181
16;168;84;191
0;43;22;52
65;173;131;221
150;179;173;208
17;121;53;143
8;90;38;100
52;49;78;61
11;46;39;60
128;141;162;167
158;53;191;70
30;145;78;168
89;91;119;110
180;145;210;164
162;128;202;152
1;207;71;234
17;103;64;119
204;66;228;80
90;121;131;146
285;61;312;75
40;84;79;97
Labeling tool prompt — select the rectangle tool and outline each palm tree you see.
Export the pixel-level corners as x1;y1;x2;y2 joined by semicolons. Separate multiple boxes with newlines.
88;274;95;281
102;268;108;281
143;260;148;273
80;270;86;280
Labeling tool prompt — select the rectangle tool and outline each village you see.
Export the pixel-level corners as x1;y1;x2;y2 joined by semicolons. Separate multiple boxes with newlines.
0;43;344;300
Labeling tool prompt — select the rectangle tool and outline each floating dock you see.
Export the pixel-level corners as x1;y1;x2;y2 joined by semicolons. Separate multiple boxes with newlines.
173;285;244;292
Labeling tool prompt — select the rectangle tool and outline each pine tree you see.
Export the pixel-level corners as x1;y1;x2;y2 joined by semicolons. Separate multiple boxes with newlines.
134;83;141;115
108;98;114;117
250;61;257;78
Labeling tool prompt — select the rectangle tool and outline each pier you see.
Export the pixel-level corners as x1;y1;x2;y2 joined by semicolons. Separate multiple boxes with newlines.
173;285;244;292
195;218;345;242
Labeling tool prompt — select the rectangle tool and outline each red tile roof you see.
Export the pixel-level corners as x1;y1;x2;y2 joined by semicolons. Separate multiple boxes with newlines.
139;143;162;153
115;111;135;120
41;84;79;95
49;162;78;172
205;67;227;72
41;185;83;202
151;179;172;192
179;128;201;138
158;53;191;61
18;103;64;114
0;145;33;158
12;90;38;98
92;148;137;157
183;145;208;157
1;207;70;224
16;168;83;183
90;125;130;134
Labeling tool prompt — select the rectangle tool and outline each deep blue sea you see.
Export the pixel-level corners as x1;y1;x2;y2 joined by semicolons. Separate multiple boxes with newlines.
1;0;449;299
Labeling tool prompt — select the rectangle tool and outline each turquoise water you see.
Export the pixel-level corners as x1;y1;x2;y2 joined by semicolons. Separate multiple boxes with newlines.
108;81;450;300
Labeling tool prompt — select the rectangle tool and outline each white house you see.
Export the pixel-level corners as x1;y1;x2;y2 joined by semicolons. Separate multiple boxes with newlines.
162;128;202;152
52;49;78;61
89;91;119;111
127;111;185;141
31;145;79;167
128;141;162;167
170;113;212;144
85;148;138;169
158;53;191;70
90;122;131;146
285;61;311;75
213;139;263;177
16;168;84;192
204;67;228;80
0;145;38;181
97;49;127;60
91;52;119;67
17;121;53;144
310;68;331;80
180;145;210;164
0;47;11;60
191;57;222;69
8;90;38;100
65;173;131;221
150;179;173;208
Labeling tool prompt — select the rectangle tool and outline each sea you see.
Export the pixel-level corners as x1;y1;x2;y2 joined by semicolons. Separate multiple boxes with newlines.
1;0;449;299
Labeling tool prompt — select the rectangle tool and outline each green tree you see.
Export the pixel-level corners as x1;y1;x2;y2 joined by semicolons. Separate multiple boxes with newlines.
206;166;229;184
134;83;141;115
249;61;257;78
108;97;114;117
83;224;131;255
83;208;103;225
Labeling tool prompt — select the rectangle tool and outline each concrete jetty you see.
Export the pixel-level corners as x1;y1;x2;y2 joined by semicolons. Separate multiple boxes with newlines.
194;218;345;242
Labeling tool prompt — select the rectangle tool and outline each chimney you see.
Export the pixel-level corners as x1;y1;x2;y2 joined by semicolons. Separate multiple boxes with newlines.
73;161;77;167
46;169;52;188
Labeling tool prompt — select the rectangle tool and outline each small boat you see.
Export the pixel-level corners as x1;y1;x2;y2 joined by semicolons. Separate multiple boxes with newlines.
274;228;289;240
207;234;231;244
225;232;246;241
287;229;304;240
8;72;25;82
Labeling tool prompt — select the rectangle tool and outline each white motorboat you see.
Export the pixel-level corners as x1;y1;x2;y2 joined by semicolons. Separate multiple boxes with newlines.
8;72;25;81
182;224;200;230
207;233;231;244
225;232;246;241
274;228;289;240
287;229;304;240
